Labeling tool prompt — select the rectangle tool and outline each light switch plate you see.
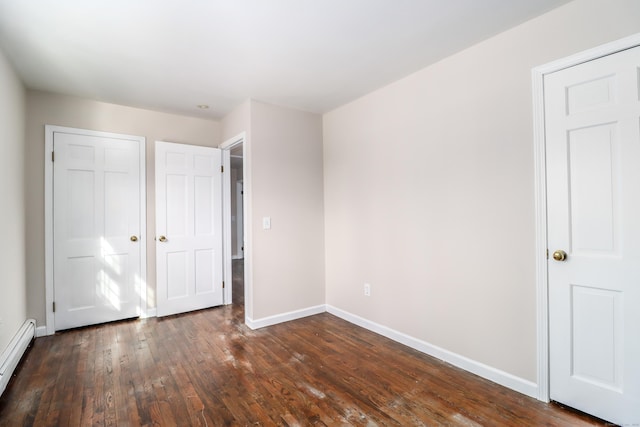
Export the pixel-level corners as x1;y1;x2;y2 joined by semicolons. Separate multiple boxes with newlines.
263;216;271;230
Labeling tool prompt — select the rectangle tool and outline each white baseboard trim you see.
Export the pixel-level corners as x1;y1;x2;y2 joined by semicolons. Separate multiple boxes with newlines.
35;325;48;338
246;304;326;330
36;308;156;336
326;305;539;399
0;319;36;397
142;308;157;319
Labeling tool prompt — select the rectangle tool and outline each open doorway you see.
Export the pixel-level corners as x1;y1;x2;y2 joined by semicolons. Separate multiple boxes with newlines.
230;148;244;261
220;133;247;318
229;144;244;307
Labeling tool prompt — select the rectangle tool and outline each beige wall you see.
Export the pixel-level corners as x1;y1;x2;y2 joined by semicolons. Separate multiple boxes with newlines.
221;101;253;317
222;101;248;259
221;100;325;322
0;48;26;354
25;90;221;326
323;0;640;383
249;101;325;320
221;100;250;143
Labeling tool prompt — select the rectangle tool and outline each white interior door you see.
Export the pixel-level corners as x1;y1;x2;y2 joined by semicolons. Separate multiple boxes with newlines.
155;141;224;317
53;129;144;330
545;45;640;425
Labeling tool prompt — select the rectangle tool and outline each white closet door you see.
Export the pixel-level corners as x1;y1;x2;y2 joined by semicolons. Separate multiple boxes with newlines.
545;45;640;425
53;130;143;330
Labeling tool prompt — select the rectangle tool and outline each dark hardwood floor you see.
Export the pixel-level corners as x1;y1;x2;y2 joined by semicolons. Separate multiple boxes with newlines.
0;260;608;426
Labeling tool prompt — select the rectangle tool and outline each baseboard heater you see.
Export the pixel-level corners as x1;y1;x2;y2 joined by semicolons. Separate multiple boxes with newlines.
0;319;36;397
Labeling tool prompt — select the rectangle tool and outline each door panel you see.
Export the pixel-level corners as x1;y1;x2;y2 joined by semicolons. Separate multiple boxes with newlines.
166;251;188;299
567;124;618;253
194;176;213;234
545;45;640;425
194;249;215;294
571;285;623;391
53;131;143;330
155;141;224;317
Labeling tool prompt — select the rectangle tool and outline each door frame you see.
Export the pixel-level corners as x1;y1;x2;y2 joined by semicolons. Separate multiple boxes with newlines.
219;132;249;318
44;125;147;336
532;33;640;402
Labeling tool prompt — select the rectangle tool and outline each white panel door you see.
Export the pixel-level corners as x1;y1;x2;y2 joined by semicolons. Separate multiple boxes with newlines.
155;141;224;316
545;45;640;425
53;130;144;330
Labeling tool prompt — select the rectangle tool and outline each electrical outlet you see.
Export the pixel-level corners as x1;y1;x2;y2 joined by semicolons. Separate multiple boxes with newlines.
364;283;371;297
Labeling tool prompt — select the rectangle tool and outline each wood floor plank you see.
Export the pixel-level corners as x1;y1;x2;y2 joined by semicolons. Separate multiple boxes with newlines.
0;261;610;426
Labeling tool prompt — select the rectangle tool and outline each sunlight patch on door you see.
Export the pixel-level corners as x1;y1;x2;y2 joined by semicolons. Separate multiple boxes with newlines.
97;270;122;311
98;236;123;311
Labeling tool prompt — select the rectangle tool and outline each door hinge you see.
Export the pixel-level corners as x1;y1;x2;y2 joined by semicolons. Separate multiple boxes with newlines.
222;281;225;289
51;151;55;162
221;165;224;173
53;301;56;312
546;249;549;259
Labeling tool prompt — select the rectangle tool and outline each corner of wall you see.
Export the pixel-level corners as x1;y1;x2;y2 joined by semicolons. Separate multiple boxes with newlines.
0;46;27;356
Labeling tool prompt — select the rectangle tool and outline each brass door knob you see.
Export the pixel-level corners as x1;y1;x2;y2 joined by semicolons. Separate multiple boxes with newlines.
552;250;567;261
158;235;168;242
130;235;138;242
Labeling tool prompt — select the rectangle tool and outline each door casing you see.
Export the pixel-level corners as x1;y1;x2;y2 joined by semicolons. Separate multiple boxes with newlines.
532;32;640;402
44;125;147;336
219;132;248;319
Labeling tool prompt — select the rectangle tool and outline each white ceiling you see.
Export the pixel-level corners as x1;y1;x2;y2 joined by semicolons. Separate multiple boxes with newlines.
0;0;571;119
